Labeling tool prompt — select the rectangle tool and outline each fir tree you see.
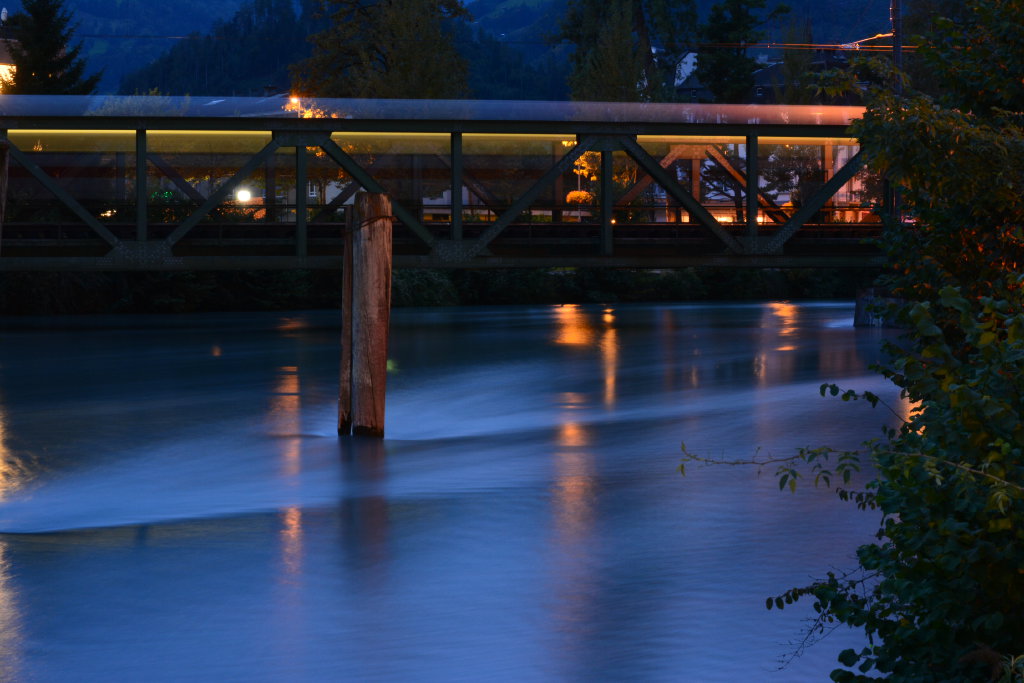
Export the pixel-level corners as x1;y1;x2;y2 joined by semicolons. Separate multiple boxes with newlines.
290;0;470;99
561;0;696;102
694;0;788;103
2;0;100;95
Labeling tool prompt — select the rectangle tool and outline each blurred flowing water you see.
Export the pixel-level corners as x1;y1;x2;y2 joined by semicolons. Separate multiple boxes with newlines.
0;302;900;682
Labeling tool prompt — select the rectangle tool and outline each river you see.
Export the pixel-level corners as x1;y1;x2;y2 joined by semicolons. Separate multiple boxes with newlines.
0;301;900;682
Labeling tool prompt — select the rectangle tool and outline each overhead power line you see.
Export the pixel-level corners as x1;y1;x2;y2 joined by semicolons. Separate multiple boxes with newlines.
72;33;917;53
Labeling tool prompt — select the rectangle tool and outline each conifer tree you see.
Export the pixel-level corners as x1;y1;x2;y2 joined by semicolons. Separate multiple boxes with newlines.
2;0;100;95
562;0;696;102
694;0;788;103
290;0;470;99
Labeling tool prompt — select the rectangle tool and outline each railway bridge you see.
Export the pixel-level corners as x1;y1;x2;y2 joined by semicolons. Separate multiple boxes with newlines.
0;95;880;272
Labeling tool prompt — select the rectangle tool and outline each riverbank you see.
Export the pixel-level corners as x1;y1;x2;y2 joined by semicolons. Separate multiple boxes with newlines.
0;267;879;315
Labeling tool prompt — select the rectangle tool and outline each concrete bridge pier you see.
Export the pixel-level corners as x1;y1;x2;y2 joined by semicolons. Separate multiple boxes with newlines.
339;192;393;437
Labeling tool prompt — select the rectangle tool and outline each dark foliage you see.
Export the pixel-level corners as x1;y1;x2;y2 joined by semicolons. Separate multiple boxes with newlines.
694;0;789;102
3;0;100;94
290;0;470;99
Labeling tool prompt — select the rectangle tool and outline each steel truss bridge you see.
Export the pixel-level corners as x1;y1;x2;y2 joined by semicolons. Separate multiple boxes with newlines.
0;96;881;271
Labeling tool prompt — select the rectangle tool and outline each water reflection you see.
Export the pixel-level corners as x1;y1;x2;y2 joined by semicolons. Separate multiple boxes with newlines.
558;422;590;449
551;305;620;407
276;317;309;337
755;303;800;386
0;394;30;503
0;543;22;681
0;403;15;502
550;416;599;661
601;309;618;408
767;302;798;339
552;305;596;347
339;438;391;581
280;506;303;578
269;366;302;478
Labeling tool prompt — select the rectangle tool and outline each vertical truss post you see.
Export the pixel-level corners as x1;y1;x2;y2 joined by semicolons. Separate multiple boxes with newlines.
451;132;463;240
266;154;277;223
0;130;7;258
135;130;147;242
823;142;835;217
295;145;308;257
745;134;758;240
553;141;564;223
601;149;613;255
115;152;126;205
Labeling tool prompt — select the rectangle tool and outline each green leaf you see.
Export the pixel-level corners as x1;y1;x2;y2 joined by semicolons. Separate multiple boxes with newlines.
838;648;858;667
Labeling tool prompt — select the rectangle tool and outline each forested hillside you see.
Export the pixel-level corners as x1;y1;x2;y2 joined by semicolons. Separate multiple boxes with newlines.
120;0;571;99
2;0;248;91
24;0;897;96
120;0;320;96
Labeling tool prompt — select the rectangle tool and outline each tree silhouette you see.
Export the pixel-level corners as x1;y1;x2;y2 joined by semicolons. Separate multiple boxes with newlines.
694;0;788;103
562;0;696;102
291;0;470;99
3;0;100;95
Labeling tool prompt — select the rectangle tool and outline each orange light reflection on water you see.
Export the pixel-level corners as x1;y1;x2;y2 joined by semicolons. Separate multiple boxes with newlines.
280;506;304;577
755;303;800;386
553;304;595;346
269;366;302;477
552;304;620;408
767;302;798;337
601;309;618;408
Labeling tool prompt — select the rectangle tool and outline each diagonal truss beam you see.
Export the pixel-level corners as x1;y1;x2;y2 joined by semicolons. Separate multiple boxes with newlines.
309;157;385;223
148;153;207;205
7;141;121;247
705;145;788;223
318;138;435;247
617;137;743;253
617;145;689;205
764;150;865;252
464;136;596;258
166;138;284;246
434;153;501;208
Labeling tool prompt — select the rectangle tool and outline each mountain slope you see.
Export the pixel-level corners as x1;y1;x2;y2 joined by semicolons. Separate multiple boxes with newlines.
3;0;247;92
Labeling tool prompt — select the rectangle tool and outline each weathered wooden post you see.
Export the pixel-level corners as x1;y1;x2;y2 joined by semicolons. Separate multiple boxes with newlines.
340;192;393;437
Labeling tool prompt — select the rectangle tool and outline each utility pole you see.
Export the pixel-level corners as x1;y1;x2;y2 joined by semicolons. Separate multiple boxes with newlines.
884;0;903;220
891;0;903;95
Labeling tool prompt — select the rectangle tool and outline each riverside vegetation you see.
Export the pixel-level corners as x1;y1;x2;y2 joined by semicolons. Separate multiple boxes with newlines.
683;0;1024;679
